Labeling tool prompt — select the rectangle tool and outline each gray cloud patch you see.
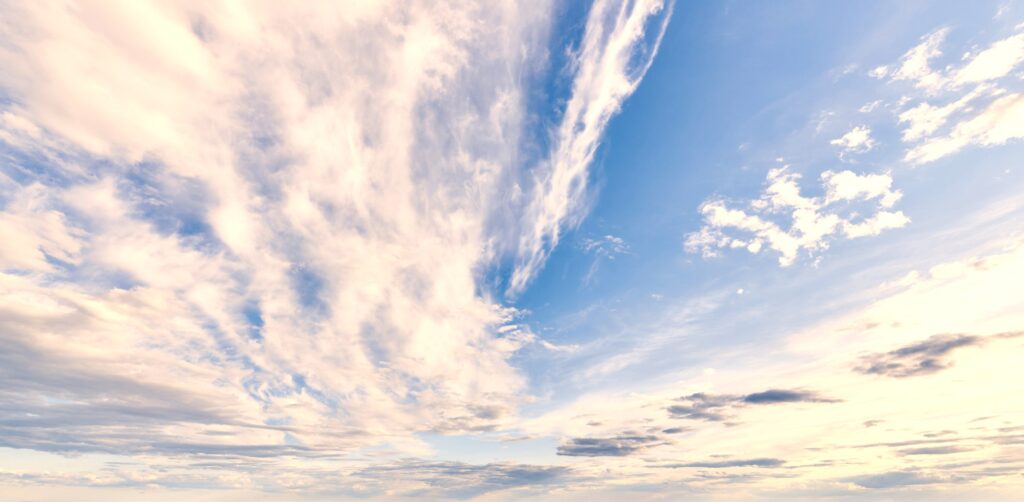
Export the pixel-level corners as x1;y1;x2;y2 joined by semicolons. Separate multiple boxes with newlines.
901;446;969;456
671;458;785;468
667;392;734;422
857;331;1022;378
851;470;944;489
557;434;665;457
742;389;838;404
668;389;839;422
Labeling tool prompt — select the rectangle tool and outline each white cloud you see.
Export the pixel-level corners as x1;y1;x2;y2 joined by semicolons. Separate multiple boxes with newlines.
858;100;883;113
821;169;902;207
830;125;876;154
954;32;1024;85
892;28;950;92
686;168;908;266
868;65;890;79
876;26;1024;164
898;84;995;141
886;27;1024;94
905;92;1024;164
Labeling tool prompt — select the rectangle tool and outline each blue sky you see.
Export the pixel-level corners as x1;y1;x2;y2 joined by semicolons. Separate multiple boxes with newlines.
2;0;1024;500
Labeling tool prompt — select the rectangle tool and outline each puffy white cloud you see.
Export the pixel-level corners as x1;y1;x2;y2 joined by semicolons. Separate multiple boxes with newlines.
686;168;907;266
821;169;902;208
830;125;876;154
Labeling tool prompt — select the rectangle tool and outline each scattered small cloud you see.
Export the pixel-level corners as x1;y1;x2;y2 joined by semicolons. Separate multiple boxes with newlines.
830;125;876;155
685;168;908;266
582;234;629;258
858;100;883;113
869;65;891;79
580;234;630;285
667;393;735;422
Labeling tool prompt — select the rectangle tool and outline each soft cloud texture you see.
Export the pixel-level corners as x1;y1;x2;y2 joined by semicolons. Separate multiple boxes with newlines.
0;0;670;495
4;3;1024;501
889;28;950;92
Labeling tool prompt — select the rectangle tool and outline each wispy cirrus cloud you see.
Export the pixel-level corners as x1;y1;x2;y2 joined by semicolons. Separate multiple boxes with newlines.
509;0;673;294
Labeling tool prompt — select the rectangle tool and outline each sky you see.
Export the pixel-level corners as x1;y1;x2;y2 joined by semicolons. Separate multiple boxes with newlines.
1;0;1024;500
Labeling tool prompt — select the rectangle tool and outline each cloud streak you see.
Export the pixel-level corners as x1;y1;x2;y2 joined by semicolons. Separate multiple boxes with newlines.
876;25;1024;164
557;434;666;457
509;0;673;294
856;332;1021;378
670;458;785;468
668;389;839;422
